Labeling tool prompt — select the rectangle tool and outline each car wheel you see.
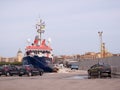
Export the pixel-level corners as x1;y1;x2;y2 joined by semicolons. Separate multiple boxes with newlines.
19;74;22;76
27;72;32;76
88;72;92;79
39;71;43;76
6;72;10;76
108;74;111;78
109;75;111;78
88;71;91;76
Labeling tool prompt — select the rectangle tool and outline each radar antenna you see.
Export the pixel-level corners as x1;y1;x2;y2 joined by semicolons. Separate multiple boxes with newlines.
36;19;45;45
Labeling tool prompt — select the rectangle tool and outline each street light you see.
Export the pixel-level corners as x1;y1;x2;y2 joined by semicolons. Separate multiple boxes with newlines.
98;31;103;58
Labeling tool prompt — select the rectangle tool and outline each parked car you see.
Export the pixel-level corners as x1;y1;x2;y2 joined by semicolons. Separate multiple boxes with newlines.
0;65;20;76
0;66;4;76
70;64;79;70
19;65;44;76
88;63;111;78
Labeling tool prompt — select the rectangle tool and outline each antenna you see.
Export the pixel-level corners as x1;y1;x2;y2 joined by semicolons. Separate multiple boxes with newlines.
36;19;45;45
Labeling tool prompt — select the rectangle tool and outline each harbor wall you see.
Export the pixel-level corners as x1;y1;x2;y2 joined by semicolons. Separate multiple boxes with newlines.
79;56;120;74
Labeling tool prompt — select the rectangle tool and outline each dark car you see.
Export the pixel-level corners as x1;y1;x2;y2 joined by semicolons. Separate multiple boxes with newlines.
0;66;4;76
88;63;111;78
19;65;44;76
1;65;20;76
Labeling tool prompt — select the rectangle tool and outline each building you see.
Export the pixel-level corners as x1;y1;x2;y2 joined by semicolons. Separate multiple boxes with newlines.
17;49;23;62
80;52;97;60
80;51;113;60
0;49;23;63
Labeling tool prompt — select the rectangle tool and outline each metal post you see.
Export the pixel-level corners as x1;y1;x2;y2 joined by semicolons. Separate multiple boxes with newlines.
98;31;103;58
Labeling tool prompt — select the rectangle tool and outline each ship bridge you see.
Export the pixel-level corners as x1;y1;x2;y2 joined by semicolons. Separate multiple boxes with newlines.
25;19;53;59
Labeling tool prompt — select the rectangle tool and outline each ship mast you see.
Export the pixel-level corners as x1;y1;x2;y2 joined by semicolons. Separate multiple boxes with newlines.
36;19;45;45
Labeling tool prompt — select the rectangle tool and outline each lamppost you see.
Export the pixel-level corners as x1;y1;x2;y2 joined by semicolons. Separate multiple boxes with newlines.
98;31;103;58
36;19;45;45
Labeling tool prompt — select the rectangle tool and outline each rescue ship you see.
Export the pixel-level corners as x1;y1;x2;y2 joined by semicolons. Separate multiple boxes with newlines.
22;19;55;72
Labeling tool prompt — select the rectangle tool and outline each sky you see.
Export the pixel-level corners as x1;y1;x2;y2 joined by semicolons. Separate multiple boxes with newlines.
0;0;120;57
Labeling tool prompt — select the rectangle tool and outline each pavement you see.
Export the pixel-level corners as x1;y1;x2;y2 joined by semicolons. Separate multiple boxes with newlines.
0;69;120;90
